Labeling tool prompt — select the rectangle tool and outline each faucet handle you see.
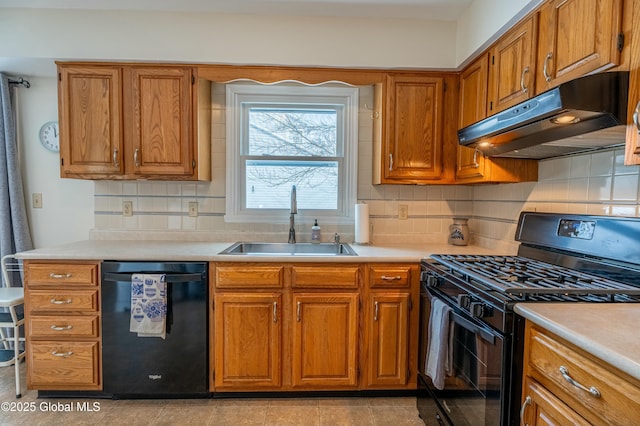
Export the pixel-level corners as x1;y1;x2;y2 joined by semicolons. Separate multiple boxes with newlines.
334;233;341;244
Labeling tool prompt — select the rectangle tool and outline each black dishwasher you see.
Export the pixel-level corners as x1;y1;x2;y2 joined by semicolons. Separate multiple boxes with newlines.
101;261;209;398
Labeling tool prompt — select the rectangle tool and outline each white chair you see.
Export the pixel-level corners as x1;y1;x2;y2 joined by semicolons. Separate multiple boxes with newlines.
0;255;25;398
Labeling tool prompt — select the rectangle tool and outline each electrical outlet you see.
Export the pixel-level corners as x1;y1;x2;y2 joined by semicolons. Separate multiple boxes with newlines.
122;201;133;217
32;193;43;209
398;204;409;220
188;202;198;217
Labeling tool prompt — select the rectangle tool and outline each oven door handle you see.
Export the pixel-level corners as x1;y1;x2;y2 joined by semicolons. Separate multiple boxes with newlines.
450;311;496;345
103;272;203;284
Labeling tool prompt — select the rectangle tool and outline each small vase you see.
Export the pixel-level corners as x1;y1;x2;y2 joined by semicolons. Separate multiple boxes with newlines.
449;218;470;246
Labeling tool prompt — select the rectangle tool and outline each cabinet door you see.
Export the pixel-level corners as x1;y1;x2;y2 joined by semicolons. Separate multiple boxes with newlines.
58;66;123;177
367;293;409;386
625;0;640;165
381;75;444;183
214;293;281;389
536;0;622;93
128;67;194;177
487;15;537;114
292;293;358;388
457;55;489;180
521;377;590;426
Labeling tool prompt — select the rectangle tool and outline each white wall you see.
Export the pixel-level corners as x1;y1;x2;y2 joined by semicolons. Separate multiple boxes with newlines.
14;77;94;248
455;0;544;66
0;8;458;75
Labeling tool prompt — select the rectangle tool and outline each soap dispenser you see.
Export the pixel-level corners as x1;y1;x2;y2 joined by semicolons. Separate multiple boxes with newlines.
311;220;321;243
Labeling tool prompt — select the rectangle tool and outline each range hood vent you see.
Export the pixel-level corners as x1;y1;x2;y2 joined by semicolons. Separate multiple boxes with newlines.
458;72;629;159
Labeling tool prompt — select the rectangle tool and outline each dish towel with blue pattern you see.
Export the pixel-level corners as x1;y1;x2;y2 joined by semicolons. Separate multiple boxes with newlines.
130;273;167;339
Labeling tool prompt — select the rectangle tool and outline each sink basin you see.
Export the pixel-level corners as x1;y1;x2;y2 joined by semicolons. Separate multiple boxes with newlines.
219;242;358;256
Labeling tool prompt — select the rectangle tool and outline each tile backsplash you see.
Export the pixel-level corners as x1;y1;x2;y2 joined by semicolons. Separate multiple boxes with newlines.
92;84;640;248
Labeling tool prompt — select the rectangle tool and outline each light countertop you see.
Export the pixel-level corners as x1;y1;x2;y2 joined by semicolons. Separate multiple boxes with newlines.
515;303;640;382
15;240;508;262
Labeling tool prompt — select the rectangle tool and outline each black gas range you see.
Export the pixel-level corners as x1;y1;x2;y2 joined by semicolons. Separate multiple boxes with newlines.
417;212;640;426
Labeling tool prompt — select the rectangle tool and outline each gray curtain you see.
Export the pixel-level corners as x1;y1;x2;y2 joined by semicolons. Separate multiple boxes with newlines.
0;73;33;286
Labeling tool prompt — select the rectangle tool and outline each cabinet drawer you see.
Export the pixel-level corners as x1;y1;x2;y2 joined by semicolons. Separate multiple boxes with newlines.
292;265;360;289
369;265;411;288
28;315;100;339
28;341;100;389
528;326;640;425
27;262;99;286
28;289;99;313
214;264;284;289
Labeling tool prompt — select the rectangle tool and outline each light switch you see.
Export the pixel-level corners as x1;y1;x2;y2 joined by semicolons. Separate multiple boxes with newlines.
398;204;408;220
32;193;43;209
188;202;198;217
123;201;133;217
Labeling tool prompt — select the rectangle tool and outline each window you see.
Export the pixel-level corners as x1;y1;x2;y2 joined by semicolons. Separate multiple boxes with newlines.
226;83;359;223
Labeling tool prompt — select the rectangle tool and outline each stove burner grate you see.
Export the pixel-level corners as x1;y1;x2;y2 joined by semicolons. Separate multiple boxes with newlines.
431;254;640;297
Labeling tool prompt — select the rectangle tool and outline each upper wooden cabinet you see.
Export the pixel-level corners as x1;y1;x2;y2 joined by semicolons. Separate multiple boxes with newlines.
487;14;538;114
625;0;640;165
374;74;445;184
58;63;211;180
536;0;623;93
456;55;538;183
58;66;123;177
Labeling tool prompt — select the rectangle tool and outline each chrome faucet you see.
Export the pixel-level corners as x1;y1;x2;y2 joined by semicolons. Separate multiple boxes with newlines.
288;185;297;244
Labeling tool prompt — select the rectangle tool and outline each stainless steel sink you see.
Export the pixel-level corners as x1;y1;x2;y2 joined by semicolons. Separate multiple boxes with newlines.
218;242;358;256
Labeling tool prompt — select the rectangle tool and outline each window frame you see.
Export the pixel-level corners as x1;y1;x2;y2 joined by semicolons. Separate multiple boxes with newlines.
225;83;359;224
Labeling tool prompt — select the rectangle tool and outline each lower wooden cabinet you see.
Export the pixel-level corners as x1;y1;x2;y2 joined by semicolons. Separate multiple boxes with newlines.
211;262;418;393
24;261;102;391
292;293;359;388
522;321;640;425
213;293;281;389
28;341;101;389
367;293;410;386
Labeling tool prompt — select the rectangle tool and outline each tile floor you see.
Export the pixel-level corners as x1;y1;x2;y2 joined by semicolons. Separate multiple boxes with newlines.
0;362;424;425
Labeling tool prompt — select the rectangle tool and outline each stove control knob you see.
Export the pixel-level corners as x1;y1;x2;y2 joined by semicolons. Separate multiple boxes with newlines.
457;294;471;310
426;274;443;288
470;302;492;319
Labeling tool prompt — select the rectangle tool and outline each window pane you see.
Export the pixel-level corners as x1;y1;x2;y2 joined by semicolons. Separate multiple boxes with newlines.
248;108;338;156
246;160;338;210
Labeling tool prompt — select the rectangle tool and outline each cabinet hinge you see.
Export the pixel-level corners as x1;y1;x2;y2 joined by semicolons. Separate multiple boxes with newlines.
443;82;447;92
491;55;494;66
58;72;62;82
408;296;413;312
211;300;214;310
192;75;195;85
60;158;64;166
406;368;411;381
192;159;196;169
489;101;493;111
617;32;625;52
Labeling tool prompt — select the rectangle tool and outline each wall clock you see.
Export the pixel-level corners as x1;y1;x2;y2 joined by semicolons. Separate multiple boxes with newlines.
39;121;59;152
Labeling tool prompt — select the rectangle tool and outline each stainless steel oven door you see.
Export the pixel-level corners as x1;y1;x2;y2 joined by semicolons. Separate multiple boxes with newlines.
420;287;506;426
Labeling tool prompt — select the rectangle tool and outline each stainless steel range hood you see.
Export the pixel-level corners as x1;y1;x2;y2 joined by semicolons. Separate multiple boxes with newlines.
458;72;629;159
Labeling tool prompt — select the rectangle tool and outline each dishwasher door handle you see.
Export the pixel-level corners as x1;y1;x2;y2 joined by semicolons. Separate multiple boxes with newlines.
102;272;203;284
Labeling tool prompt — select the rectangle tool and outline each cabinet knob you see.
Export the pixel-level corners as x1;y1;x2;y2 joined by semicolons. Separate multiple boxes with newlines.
50;298;72;305
520;66;530;94
519;395;531;425
49;273;72;279
633;100;640;134
543;52;553;83
51;350;74;358
50;325;73;331
559;366;601;398
113;148;120;168
374;301;379;321
134;148;140;167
